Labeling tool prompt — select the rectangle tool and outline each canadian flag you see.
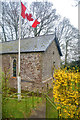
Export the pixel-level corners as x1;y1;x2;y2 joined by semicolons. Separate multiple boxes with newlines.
21;2;40;28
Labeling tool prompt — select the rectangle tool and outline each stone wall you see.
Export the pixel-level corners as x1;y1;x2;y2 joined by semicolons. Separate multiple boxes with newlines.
2;53;43;92
41;40;61;89
42;40;60;80
2;54;18;77
1;41;61;92
20;53;42;83
20;53;42;91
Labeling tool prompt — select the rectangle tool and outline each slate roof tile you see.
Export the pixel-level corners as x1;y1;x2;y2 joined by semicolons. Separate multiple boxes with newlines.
0;34;62;56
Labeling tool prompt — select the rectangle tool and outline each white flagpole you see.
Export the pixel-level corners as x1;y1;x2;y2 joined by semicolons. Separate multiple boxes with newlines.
17;0;21;101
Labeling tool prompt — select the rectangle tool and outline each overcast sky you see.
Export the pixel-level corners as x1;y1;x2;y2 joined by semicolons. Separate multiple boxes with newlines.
2;0;78;28
52;0;78;28
21;0;78;28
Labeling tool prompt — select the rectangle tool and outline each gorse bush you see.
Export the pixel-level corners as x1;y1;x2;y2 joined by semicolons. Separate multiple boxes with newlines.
53;67;80;119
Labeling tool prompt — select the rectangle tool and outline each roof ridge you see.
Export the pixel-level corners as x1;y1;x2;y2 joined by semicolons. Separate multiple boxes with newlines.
1;34;54;43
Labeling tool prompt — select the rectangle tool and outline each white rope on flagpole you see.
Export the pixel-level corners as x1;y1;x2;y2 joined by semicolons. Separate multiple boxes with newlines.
17;0;21;101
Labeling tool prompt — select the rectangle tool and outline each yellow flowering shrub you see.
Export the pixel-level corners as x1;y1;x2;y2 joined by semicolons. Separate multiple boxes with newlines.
53;67;80;119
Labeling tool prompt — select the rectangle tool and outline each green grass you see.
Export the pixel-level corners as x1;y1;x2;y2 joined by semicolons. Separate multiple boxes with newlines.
48;97;58;118
46;95;58;118
46;103;58;118
2;96;42;118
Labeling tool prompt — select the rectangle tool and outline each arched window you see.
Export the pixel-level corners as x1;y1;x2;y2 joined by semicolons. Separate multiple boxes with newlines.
13;59;16;77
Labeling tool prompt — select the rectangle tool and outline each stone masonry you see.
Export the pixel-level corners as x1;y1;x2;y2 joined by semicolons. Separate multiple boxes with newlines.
1;40;61;92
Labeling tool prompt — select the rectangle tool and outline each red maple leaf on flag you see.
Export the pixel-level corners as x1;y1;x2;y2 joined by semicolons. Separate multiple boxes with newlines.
25;13;34;21
21;2;40;28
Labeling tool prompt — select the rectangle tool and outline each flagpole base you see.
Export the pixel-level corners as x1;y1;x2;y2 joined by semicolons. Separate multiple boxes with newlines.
17;76;21;101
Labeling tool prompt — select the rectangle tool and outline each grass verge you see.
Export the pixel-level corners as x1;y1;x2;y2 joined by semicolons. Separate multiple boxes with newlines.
2;95;42;118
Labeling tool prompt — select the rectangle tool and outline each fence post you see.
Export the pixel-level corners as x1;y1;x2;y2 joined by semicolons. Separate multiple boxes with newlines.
46;84;48;118
42;87;43;100
46;95;47;118
25;94;27;113
37;89;39;103
32;92;34;108
47;83;48;94
26;87;28;92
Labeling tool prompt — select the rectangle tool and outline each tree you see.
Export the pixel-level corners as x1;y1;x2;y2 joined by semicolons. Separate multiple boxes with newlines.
29;1;59;37
56;17;78;65
0;2;19;41
0;1;59;41
72;0;80;6
1;2;7;42
68;60;80;70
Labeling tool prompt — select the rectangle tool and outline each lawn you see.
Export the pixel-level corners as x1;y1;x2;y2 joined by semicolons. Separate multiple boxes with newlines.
2;95;42;118
46;94;58;118
46;101;58;118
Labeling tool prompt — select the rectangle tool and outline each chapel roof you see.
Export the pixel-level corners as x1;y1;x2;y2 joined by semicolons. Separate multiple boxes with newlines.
0;34;62;56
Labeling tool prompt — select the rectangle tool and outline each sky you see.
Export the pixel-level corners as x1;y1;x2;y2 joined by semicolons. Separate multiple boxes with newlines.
2;0;78;28
52;0;78;28
21;0;78;28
